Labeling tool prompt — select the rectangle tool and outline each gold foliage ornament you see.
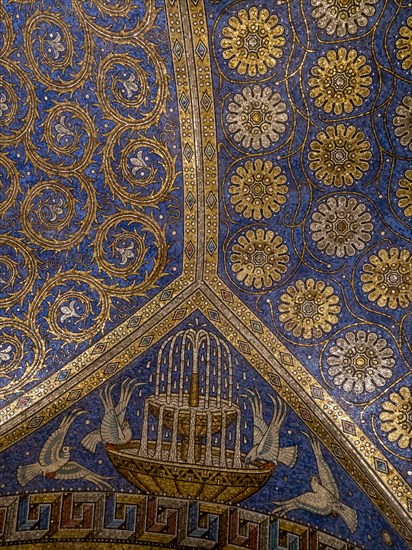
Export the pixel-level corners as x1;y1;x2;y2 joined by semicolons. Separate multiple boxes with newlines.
221;7;285;77
0;319;45;400
28;270;111;344
0;4;15;59
93;212;168;297
25;101;98;174
0;0;174;399
379;386;412;451
71;0;158;43
103;131;177;208
230;228;289;289
96;53;168;128
361;247;412;310
20;177;97;251
0;60;37;145
309;48;372;115
0;237;38;310
278;278;341;339
24;11;93;92
309;124;371;187
86;0;134;17
0;152;20;217
229;159;288;220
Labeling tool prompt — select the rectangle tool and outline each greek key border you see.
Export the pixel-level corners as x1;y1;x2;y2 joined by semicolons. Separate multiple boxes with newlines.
0;0;410;545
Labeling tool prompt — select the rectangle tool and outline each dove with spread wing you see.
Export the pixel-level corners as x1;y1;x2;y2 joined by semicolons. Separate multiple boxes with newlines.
81;378;142;453
17;409;112;490
272;432;358;533
244;389;297;470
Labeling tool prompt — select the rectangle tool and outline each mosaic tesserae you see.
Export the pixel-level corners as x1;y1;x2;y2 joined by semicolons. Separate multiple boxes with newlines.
0;0;411;548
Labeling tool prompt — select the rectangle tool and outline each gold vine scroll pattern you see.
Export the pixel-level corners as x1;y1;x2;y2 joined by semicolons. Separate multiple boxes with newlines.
0;0;174;399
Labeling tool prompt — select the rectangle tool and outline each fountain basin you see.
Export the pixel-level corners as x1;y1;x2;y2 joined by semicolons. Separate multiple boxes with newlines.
147;395;238;438
106;441;274;505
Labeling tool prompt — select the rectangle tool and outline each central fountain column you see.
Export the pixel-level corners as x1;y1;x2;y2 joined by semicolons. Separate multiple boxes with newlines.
181;334;202;463
106;326;277;505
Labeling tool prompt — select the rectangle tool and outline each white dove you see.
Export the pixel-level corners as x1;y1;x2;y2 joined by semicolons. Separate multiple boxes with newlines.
81;378;142;453
17;409;112;490
244;390;297;470
272;433;358;533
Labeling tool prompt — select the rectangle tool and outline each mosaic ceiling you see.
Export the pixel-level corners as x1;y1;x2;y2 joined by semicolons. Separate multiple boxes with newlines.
0;0;411;548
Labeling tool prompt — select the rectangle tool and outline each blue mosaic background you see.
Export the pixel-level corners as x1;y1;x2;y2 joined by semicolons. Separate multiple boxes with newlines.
211;0;412;482
0;0;183;406
0;312;406;549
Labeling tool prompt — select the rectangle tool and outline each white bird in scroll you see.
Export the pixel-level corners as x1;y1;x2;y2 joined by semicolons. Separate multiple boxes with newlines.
272;433;358;533
17;409;112;490
81;378;143;452
244;389;298;469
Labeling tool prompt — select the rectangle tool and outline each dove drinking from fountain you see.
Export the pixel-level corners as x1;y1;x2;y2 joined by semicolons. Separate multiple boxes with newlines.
244;390;298;470
81;378;143;453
